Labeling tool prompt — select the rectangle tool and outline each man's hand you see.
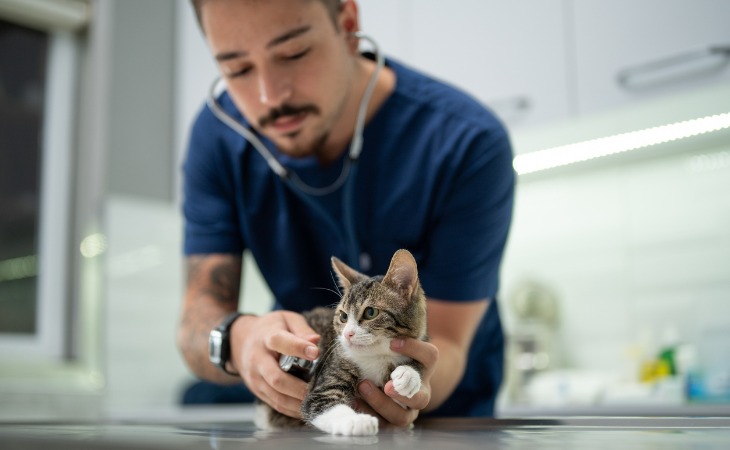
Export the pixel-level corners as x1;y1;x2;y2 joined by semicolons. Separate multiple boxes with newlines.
355;337;438;428
229;311;320;419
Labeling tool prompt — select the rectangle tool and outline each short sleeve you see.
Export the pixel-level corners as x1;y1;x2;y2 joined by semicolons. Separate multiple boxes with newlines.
418;127;515;301
182;105;245;255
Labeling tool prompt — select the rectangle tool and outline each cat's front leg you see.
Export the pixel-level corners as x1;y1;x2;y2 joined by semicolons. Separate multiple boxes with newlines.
390;365;421;399
310;404;378;436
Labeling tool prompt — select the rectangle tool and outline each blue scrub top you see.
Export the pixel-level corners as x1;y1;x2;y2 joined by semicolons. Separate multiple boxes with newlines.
183;57;515;417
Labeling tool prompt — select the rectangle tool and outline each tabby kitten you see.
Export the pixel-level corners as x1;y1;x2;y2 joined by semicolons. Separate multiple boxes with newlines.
255;249;428;436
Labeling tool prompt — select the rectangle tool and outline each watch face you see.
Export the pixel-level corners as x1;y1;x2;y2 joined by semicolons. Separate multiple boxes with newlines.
209;329;224;365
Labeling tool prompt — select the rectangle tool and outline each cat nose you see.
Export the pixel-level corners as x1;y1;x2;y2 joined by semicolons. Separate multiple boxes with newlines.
345;329;355;342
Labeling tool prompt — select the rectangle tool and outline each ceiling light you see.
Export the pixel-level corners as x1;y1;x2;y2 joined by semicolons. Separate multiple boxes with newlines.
513;112;730;175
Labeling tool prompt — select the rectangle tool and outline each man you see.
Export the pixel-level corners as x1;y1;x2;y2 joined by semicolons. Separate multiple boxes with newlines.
178;0;514;426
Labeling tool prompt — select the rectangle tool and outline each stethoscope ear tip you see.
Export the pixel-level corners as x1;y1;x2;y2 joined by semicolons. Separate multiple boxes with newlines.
206;33;383;196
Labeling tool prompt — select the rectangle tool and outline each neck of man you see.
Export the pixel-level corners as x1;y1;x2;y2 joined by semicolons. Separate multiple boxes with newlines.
316;55;395;166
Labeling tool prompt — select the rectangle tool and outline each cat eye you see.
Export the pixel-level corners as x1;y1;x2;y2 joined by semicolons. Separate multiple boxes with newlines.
363;307;380;320
339;311;348;323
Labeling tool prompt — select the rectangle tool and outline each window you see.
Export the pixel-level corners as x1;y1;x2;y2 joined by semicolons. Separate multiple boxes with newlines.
0;0;86;361
0;19;47;335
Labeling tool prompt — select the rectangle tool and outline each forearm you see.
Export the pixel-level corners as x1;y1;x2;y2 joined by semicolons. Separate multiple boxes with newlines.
423;298;489;412
423;335;466;412
176;254;243;384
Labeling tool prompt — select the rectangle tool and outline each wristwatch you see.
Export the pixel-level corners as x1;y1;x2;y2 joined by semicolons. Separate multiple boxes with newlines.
208;312;243;376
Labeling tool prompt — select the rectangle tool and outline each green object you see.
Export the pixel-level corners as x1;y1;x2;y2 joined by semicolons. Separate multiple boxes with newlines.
659;347;677;376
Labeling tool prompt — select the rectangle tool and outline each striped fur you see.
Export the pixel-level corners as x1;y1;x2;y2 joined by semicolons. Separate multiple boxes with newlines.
260;250;428;435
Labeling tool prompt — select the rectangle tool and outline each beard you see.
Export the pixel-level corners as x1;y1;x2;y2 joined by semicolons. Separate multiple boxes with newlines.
279;128;332;163
258;103;342;164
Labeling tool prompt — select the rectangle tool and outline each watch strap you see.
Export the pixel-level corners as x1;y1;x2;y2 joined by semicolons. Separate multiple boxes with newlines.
209;312;243;376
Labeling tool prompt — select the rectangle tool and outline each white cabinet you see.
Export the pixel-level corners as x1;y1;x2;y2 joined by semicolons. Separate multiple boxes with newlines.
360;0;730;128
572;0;730;116
359;0;572;128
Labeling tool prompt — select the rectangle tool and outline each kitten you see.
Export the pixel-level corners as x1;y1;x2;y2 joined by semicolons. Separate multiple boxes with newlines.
254;249;428;436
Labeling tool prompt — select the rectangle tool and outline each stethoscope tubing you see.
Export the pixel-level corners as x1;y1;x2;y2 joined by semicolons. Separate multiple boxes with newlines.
204;32;384;269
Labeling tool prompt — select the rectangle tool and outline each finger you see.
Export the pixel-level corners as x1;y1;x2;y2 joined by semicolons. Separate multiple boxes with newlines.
256;379;303;419
358;381;418;428
384;380;430;411
265;329;320;361
390;338;438;374
284;312;321;342
260;355;310;401
352;398;378;417
252;361;307;419
246;363;302;418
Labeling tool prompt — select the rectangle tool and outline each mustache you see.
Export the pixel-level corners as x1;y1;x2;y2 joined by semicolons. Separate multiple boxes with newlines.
258;104;320;128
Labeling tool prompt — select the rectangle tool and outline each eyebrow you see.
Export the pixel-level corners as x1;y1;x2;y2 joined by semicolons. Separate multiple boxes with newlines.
215;25;312;62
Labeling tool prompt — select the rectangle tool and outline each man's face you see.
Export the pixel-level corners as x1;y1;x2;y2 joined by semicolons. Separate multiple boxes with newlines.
201;0;356;160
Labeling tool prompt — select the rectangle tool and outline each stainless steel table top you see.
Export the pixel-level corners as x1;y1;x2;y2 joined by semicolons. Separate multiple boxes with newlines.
2;417;730;449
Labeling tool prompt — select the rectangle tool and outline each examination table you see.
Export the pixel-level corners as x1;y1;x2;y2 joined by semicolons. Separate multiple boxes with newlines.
2;409;729;449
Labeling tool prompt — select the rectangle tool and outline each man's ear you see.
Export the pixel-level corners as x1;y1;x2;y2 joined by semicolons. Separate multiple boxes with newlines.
337;0;360;53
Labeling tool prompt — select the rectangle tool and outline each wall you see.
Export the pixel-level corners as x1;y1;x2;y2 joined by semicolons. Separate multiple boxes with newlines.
99;0;730;415
100;0;197;415
102;2;273;415
105;0;176;200
501;135;730;374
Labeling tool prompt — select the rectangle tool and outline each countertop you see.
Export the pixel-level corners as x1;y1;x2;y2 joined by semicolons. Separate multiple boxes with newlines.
2;413;730;450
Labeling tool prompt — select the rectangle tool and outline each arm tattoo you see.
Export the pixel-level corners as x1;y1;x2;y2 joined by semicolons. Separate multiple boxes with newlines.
179;255;243;378
187;255;242;307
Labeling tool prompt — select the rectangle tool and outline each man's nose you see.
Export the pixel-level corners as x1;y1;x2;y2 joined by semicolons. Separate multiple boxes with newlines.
257;67;292;107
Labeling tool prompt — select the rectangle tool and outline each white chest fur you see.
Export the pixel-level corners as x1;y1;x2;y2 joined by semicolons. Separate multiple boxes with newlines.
339;320;411;387
350;351;410;387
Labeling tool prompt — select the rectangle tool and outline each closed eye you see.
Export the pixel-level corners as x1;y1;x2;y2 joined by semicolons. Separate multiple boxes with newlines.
284;48;310;61
226;66;252;79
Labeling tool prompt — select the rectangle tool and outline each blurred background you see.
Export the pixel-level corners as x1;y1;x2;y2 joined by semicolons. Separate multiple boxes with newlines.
0;0;729;420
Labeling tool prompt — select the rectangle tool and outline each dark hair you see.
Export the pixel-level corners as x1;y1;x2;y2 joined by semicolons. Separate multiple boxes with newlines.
190;0;343;33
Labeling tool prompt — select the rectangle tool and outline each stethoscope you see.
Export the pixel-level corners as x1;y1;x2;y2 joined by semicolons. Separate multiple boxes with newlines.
206;32;384;270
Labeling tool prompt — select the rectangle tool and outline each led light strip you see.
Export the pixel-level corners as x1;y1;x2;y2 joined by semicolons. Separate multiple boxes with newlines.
513;112;730;175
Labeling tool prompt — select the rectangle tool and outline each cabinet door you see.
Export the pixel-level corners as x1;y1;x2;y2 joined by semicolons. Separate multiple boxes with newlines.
573;0;730;116
360;0;572;129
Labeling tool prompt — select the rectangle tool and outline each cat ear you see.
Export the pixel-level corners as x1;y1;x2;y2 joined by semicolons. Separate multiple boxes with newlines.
331;256;366;291
382;249;418;299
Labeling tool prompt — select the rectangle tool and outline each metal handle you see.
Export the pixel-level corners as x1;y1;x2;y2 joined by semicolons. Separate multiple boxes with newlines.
617;44;730;89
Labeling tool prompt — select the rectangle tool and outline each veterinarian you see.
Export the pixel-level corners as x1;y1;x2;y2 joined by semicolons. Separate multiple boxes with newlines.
177;0;515;426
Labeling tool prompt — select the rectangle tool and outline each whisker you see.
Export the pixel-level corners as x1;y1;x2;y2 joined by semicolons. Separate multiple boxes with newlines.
316;339;340;370
329;270;342;297
310;286;342;298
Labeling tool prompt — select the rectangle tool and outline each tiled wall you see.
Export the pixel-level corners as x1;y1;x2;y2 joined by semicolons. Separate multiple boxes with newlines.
104;195;273;414
103;137;730;412
105;196;188;412
500;140;730;378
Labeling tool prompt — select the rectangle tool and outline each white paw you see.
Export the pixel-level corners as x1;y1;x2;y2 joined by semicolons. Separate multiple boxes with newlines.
311;404;379;436
253;402;273;430
391;365;421;398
